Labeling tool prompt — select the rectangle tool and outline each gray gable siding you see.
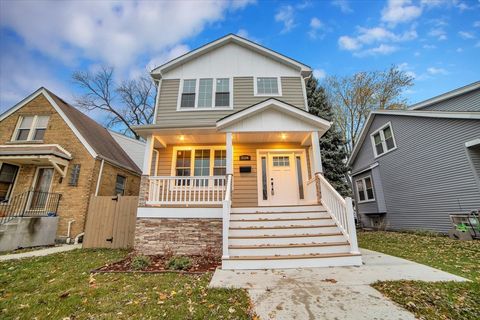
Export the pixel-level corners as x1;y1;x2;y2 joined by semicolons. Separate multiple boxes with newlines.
416;88;480;112
351;114;480;233
155;76;306;128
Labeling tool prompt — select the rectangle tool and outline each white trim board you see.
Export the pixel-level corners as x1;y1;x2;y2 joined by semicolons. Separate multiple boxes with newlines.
0;88;98;159
136;207;222;218
410;81;480;110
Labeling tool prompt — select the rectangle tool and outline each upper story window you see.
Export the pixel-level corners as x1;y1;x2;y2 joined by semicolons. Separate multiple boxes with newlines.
178;78;232;110
255;77;282;96
13;115;50;142
370;122;396;158
355;176;375;203
180;79;196;108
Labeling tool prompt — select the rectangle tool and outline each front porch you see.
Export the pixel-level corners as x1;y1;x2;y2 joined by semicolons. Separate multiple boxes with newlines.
134;99;360;269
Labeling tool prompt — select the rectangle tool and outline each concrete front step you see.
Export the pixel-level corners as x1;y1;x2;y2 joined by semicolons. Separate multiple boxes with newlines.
222;253;362;270
229;242;351;256
231;205;325;214
229;233;345;246
230;218;334;228
229;225;339;237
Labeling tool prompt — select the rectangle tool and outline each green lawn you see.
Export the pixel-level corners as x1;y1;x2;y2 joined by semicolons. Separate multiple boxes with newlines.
0;249;252;319
358;231;480;320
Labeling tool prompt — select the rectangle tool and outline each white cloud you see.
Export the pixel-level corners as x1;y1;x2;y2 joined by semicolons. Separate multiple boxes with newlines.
427;67;448;75
146;44;191;73
428;28;447;40
458;31;475;39
381;0;422;26
398;62;416;78
338;26;416;55
423;44;437;49
476;41;480;48
275;5;296;33
456;47;463;52
474;21;480;28
313;68;327;79
354;44;398;57
308;17;326;39
331;0;353;13
230;0;257;10
338;36;361;50
0;0;251;72
235;29;261;43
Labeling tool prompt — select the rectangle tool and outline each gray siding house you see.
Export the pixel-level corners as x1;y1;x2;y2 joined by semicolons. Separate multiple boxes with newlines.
348;82;480;233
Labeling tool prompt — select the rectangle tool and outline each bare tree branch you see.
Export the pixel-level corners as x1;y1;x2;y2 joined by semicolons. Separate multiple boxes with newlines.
72;67;155;140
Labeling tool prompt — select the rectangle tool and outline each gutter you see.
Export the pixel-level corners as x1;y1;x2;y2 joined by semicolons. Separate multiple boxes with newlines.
94;159;105;196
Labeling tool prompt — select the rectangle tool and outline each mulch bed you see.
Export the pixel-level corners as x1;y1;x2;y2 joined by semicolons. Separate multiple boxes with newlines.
92;254;221;274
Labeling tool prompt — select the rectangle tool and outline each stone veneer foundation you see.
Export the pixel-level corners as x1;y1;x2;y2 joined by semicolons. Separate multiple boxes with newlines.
134;218;222;255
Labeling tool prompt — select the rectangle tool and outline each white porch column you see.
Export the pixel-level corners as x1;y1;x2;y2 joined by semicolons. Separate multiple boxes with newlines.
311;131;323;174
226;132;233;175
142;135;154;175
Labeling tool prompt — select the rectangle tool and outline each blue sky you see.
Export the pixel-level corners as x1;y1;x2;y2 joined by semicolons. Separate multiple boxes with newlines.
1;0;479;119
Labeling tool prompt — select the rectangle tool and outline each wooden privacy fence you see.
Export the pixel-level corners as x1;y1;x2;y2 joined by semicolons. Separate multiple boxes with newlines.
83;195;138;249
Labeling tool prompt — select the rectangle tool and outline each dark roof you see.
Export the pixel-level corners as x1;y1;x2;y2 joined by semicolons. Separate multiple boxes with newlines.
45;89;141;173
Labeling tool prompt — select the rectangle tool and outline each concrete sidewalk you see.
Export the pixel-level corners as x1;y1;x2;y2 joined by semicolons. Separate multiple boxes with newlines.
0;244;82;261
210;249;467;320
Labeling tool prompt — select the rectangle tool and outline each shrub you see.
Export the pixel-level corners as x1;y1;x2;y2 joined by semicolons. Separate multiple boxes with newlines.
166;256;192;271
131;255;151;270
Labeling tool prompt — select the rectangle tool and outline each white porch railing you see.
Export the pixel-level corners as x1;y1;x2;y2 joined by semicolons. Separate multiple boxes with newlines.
222;174;233;259
317;173;360;254
147;176;227;205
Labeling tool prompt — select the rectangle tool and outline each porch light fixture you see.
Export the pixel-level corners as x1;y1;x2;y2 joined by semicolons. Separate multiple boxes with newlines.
179;135;185;141
281;133;287;140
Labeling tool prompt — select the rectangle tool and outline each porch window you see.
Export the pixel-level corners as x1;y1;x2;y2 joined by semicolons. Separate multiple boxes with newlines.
115;175;126;196
175;150;191;177
256;77;280;95
0;163;19;202
172;147;227;182
13;115;50;141
355;176;374;203
180;79;196;108
215;78;230;107
194;149;210;186
371;123;396;157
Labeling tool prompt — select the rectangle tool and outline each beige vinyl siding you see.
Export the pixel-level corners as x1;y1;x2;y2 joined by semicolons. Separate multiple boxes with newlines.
151;142;306;207
155;77;306;128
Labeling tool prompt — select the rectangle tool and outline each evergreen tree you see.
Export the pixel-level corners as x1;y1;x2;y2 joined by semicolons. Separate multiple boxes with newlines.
306;76;351;197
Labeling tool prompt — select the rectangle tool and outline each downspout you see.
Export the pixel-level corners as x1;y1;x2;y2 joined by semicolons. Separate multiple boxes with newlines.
65;220;75;244
95;159;105;196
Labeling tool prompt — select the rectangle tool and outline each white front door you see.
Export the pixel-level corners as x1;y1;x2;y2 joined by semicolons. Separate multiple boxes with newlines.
267;153;297;205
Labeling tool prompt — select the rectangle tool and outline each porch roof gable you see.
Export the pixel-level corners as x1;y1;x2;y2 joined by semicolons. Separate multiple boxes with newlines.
216;98;331;132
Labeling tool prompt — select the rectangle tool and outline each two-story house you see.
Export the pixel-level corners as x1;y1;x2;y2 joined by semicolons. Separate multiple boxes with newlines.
133;34;361;269
348;81;480;234
0;88;142;251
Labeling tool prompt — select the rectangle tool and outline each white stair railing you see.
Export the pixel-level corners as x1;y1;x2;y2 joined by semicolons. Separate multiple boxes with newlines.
222;174;233;259
317;173;359;254
147;176;226;205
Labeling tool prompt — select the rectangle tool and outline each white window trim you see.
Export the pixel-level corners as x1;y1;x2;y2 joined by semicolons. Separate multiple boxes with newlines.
370;121;397;158
11;115;49;142
355;175;375;203
254;76;282;97
176;77;233;111
170;146;227;177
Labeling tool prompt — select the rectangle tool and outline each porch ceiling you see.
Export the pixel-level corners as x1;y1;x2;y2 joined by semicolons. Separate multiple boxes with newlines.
152;131;312;146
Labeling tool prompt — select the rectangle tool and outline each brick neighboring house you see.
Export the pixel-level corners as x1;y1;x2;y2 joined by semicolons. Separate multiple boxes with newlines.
0;87;141;245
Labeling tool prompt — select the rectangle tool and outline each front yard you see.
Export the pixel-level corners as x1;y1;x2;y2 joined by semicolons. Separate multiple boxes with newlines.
358;231;480;320
0;249;252;319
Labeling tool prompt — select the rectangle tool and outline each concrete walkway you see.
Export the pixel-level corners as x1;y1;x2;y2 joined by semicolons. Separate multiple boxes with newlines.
210;249;467;320
0;244;82;261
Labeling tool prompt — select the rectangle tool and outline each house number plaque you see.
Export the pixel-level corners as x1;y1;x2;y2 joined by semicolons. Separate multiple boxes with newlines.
239;155;251;161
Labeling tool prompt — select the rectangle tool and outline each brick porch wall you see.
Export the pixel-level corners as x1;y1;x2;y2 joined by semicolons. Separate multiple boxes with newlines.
134;218;222;255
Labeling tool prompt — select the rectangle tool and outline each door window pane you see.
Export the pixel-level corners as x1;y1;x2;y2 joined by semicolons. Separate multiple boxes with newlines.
295;156;304;200
257;77;279;95
261;156;267;200
273;156;289;167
